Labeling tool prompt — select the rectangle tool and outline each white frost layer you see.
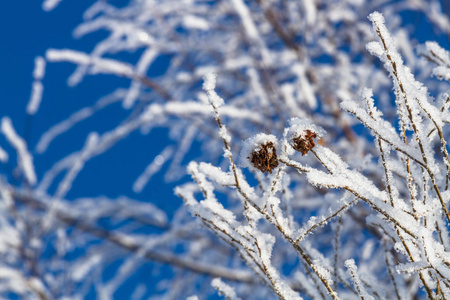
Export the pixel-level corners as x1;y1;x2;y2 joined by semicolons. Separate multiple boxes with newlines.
46;49;134;84
55;132;99;198
42;0;63;11
123;48;158;109
202;73;224;107
1;117;37;185
133;146;173;193
27;56;47;115
33;56;46;80
368;12;442;176
72;254;102;281
229;0;271;65
36;92;123;153
211;278;241;300
345;259;374;300
27;81;44;115
0;146;8;163
183;15;209;30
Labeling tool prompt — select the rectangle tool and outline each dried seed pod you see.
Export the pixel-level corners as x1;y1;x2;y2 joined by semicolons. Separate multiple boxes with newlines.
283;118;324;156
249;142;279;174
292;130;317;155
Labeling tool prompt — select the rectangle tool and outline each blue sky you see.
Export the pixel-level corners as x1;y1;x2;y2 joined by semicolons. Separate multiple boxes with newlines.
0;1;181;213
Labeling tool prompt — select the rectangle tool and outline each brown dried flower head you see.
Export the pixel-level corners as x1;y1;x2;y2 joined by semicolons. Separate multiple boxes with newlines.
250;142;279;174
292;130;317;155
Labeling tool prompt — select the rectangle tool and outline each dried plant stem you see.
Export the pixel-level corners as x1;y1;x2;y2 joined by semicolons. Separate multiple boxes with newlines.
399;119;419;219
333;216;342;292
345;111;427;169
295;198;357;243
383;241;401;300
298;259;327;299
364;94;395;206
199;217;270;287
248;231;288;300
15;191;256;284
346;263;368;300
289;151;419;240
205;94;339;299
418;102;450;182
396;228;435;299
373;21;450;225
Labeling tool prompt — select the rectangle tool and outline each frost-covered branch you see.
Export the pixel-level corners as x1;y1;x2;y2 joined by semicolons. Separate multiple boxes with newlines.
2;1;450;299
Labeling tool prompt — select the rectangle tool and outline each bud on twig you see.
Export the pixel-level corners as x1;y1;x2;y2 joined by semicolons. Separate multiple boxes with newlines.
283;118;324;156
292;130;317;155
241;134;279;174
250;141;279;174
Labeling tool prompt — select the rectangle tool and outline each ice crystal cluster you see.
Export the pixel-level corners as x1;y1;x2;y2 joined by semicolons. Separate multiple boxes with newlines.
1;0;450;299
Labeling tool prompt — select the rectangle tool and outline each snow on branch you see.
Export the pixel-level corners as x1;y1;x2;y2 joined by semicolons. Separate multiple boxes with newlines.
418;41;450;81
46;49;134;84
212;278;241;300
5;1;450;299
1;117;37;185
42;0;63;11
